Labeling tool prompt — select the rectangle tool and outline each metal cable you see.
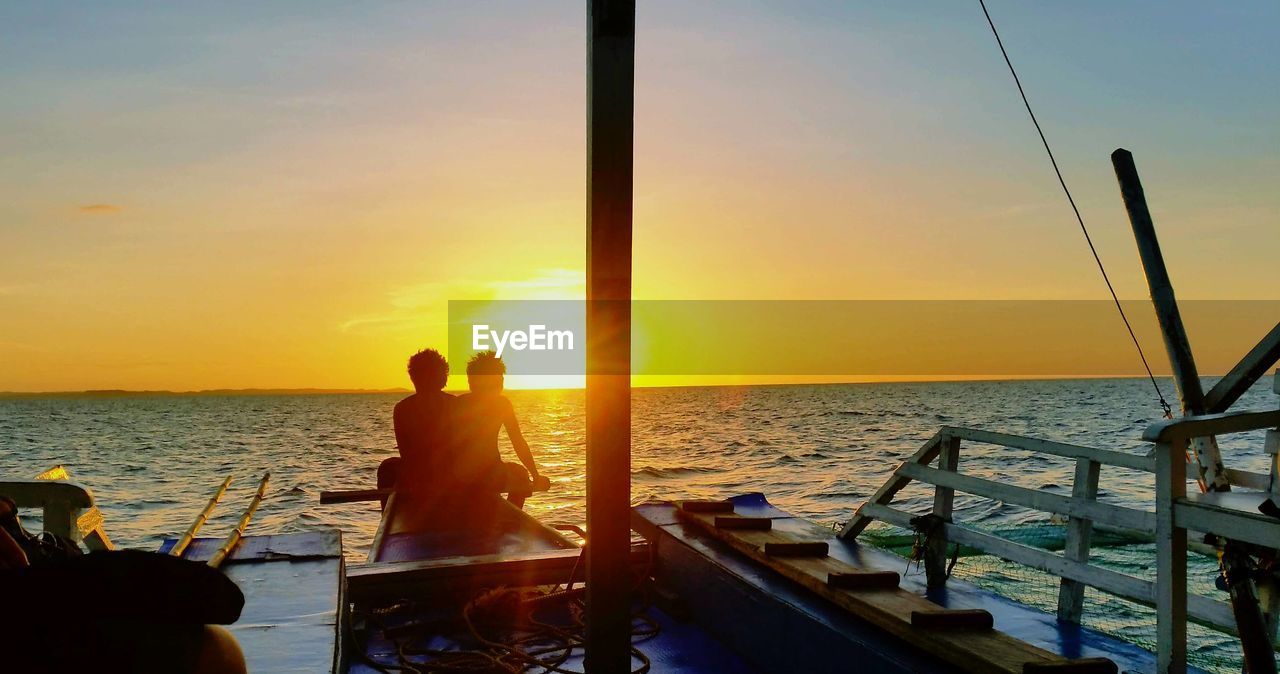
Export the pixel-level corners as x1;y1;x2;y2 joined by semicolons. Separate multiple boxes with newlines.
976;0;1173;419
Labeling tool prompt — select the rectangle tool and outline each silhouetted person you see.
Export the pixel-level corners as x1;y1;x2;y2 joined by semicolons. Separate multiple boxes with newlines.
453;352;548;507
388;349;455;496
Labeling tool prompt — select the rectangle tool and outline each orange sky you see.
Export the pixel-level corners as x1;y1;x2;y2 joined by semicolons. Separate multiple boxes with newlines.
1;3;1277;392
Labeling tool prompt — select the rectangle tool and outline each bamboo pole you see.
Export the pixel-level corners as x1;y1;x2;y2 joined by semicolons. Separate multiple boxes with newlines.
170;475;233;558
1112;149;1227;490
585;1;635;671
207;472;270;569
1113;149;1276;674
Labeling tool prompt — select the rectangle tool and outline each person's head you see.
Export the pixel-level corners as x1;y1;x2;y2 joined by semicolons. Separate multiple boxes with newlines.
466;351;506;394
407;348;449;392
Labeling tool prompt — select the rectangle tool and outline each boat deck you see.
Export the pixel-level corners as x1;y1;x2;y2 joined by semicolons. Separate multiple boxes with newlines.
633;494;1191;674
369;492;576;563
159;529;346;673
348;602;760;674
349;492;758;673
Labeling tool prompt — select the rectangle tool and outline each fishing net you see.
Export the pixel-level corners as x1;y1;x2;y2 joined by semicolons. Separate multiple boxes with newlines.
860;517;1248;674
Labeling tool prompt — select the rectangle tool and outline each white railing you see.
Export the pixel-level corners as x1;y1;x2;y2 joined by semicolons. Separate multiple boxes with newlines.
841;406;1280;673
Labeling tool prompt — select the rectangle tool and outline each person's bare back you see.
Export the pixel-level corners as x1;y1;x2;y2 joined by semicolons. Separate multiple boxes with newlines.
451;352;546;506
389;349;454;494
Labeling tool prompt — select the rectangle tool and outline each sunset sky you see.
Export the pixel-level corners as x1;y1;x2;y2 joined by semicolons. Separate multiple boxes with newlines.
1;2;1277;392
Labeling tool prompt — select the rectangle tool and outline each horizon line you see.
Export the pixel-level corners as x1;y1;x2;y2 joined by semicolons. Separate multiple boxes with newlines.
0;372;1256;398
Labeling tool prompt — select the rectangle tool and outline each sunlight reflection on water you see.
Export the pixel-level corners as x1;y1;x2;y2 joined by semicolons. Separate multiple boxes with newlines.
2;377;1274;565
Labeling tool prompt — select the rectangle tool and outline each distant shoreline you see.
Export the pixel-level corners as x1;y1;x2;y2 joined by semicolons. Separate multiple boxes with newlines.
0;374;1233;399
0;388;412;399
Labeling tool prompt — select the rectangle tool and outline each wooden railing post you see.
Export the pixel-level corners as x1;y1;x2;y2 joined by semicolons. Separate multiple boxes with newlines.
924;433;961;589
1155;439;1188;674
1057;457;1100;623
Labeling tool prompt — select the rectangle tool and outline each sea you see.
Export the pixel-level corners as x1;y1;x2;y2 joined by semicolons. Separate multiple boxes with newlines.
3;377;1275;671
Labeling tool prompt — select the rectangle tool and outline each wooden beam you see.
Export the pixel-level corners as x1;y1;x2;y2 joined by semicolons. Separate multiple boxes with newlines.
1022;659;1118;674
764;541;828;557
910;609;994;631
350;549;581;602
839;432;944;539
1057;458;1099;624
896;463;1153;532
715;516;772;531
1155;440;1188;673
585;2;635;670
827;570;900;590
1113;148;1226;490
944;427;1153;472
677;500;734;513
319;488;391;504
1143;409;1280;442
1204;322;1280;413
926;433;960;588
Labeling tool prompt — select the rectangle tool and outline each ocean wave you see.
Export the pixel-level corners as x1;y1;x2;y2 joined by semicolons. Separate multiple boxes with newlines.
631;465;721;478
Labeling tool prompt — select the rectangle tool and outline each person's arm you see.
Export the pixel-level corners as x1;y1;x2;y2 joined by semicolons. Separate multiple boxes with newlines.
502;398;539;479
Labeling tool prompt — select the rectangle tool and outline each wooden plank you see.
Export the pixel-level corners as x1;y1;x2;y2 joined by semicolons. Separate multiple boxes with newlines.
75;507;113;551
926;434;961;588
827;570;900;590
0;479;94;509
1155;440;1188;674
349;544;649;604
839;432;944;539
897;463;1154;532
677;508;1093;674
715;516;772;530
764;541;828;557
945;427;1153;472
678;500;734;513
319;487;390;504
1022;659;1118;674
1174;494;1280;550
1203;322;1280;413
1142;409;1280;442
349;548;582;602
1057;458;1099;624
911;609;994;631
1224;467;1271;491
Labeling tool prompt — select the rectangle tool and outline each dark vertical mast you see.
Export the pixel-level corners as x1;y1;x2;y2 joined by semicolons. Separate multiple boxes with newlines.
585;1;634;671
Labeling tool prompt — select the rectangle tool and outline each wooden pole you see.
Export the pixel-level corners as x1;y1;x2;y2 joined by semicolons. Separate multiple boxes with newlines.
1204;322;1280;414
1111;148;1227;490
585;1;634;671
208;472;270;569
171;475;233;558
1113;149;1276;674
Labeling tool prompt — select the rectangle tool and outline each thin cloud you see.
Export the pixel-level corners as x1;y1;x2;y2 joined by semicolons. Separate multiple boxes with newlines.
340;268;584;334
77;204;122;214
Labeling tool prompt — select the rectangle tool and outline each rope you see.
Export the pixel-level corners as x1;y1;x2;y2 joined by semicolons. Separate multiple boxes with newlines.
976;0;1173;420
362;546;659;673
